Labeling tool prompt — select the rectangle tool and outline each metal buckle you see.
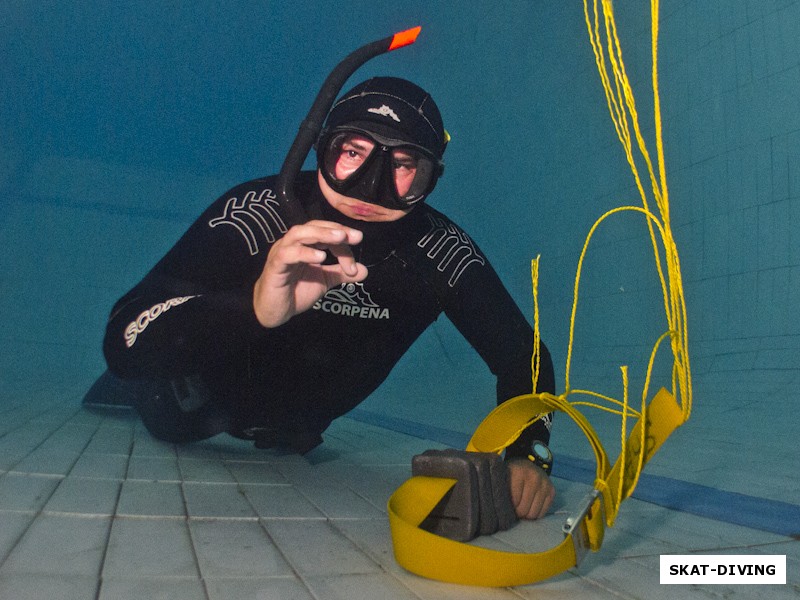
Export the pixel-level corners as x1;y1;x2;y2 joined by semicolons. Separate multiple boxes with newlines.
562;489;600;566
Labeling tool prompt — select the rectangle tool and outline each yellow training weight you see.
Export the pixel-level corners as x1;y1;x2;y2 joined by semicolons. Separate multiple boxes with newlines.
387;387;684;587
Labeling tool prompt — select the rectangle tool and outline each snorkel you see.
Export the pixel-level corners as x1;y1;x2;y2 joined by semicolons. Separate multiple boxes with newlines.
275;26;422;226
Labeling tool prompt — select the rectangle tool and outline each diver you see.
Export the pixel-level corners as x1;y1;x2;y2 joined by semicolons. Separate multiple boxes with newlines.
85;76;557;520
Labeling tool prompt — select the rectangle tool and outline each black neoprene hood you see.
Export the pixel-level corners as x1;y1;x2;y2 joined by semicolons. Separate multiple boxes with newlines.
323;77;447;158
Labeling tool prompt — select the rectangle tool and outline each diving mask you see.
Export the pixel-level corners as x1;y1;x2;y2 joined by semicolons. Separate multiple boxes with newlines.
317;126;444;210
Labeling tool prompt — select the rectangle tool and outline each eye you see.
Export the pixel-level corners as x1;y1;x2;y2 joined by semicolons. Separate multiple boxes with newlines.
339;145;367;166
392;155;417;171
340;137;373;163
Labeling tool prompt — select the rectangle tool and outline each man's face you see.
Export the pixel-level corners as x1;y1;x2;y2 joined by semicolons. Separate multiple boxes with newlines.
333;134;419;197
318;132;417;222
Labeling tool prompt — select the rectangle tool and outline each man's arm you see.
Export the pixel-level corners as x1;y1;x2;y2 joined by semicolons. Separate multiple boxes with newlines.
103;178;286;379
104;178;371;380
433;221;556;519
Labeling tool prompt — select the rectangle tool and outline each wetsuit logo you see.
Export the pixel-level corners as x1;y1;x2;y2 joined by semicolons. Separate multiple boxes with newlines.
417;214;486;287
313;283;390;320
124;296;197;348
208;188;287;256
540;412;553;432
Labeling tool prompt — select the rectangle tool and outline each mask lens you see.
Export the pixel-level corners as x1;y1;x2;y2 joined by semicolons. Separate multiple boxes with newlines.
320;128;441;207
323;132;377;183
391;147;437;204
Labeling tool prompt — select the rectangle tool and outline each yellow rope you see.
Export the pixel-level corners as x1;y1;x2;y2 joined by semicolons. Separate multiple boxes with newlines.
524;0;692;527
530;256;542;393
386;3;693;585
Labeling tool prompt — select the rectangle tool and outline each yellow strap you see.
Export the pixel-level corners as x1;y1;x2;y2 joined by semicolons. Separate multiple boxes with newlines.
387;387;684;587
604;387;684;508
388;477;579;587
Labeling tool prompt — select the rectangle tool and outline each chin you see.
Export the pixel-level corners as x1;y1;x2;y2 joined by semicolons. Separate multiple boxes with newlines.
318;171;410;222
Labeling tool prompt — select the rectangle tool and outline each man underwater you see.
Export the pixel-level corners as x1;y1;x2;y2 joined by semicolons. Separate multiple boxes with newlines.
87;76;557;520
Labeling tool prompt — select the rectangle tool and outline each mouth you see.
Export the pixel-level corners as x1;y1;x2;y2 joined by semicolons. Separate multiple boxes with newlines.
348;202;380;217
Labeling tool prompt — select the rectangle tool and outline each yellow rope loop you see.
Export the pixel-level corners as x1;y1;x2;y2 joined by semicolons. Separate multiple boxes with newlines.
386;2;692;586
529;0;693;528
470;0;691;540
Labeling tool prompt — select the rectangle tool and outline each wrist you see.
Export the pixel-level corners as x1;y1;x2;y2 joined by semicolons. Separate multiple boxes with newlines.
252;280;285;328
525;440;553;475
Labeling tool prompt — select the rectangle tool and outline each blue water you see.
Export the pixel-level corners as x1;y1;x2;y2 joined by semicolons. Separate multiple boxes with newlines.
2;0;798;535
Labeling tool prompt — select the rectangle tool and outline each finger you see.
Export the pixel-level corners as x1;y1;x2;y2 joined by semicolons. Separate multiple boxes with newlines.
321;261;369;286
270;244;328;270
528;480;555;520
285;221;362;248
327;242;359;277
539;485;555;518
509;470;525;510
526;488;545;520
517;482;538;519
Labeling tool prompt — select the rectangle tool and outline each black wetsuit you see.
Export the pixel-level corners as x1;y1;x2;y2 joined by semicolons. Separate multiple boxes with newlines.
102;172;554;456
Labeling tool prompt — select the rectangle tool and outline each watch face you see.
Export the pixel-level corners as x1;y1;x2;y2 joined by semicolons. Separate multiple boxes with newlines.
532;441;551;461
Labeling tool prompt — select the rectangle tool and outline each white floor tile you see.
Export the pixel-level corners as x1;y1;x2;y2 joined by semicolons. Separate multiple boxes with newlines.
0;511;36;559
11;450;81;476
398;571;530;600
0;400;795;600
44;477;121;515
330;518;401;573
129;435;176;458
38;424;99;453
224;460;288;485
178;458;236;483
513;571;641;599
116;480;185;517
182;482;257;518
295;482;386;519
98;577;207;600
84;428;134;455
102;518;199;578
205;577;315;600
189;519;293;578
0;573;98;600
125;455;180;481
242;484;323;519
0;514;110;576
304;573;421;600
68;452;129;479
263;519;380;577
0;473;60;512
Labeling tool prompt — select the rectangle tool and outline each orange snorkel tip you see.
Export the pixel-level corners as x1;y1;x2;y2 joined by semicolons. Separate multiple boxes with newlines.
389;26;421;51
277;25;423;224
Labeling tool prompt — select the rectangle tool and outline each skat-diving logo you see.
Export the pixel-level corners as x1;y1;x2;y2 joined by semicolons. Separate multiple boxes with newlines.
313;283;389;320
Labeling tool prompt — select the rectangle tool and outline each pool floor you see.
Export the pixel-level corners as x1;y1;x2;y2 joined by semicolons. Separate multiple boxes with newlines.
0;394;796;599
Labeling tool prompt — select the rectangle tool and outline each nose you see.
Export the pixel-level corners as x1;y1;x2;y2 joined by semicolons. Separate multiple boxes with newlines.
354;147;393;203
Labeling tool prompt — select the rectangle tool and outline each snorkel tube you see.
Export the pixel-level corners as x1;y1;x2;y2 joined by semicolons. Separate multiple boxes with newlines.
275;26;422;226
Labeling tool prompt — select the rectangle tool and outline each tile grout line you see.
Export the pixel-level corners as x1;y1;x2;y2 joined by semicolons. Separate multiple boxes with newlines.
93;412;138;600
227;457;321;600
179;484;213;600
